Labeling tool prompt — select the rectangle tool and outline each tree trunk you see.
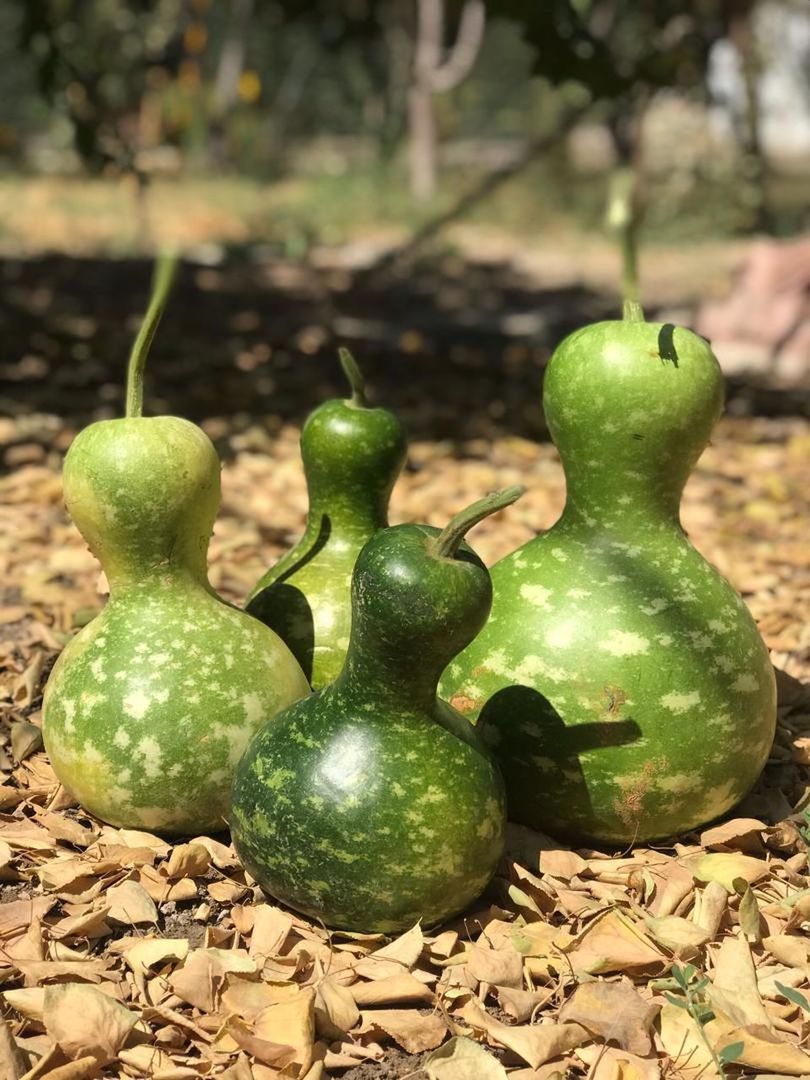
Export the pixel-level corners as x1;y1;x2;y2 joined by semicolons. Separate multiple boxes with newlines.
408;0;485;202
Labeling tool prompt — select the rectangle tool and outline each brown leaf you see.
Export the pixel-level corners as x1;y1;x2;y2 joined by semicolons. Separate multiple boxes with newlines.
657;1002;718;1079
461;1000;590;1068
495;986;551;1023
163;843;210;880
700;818;766;851
423;1035;508;1079
248;904;293;960
643;915;711;956
467;943;524;989
314;977;360;1038
576;1044;661;1080
709;1022;810;1075
562;910;666;975
168;948;256;1012
685;852;768;892
105;880;158;926
359;1007;446;1053
559;981;658;1054
247;988;315;1074
349;972;435;1007
43;982;137;1065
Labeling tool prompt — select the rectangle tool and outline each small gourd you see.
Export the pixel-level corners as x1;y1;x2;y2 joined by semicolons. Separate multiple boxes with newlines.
231;487;523;932
442;196;776;845
246;349;407;689
43;256;310;835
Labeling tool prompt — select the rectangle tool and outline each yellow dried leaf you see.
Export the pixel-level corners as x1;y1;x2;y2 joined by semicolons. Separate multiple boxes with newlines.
359;1007;446;1053
250;987;315;1073
563;910;666;975
461;1000;589;1068
169;948;256;1012
423;1035;509;1079
710;1022;810;1075
105;880;158;926
3;986;45;1021
709;935;771;1029
700;818;766;851
43;982;137;1065
315;977;360;1037
559;980;658;1054
124;937;189;976
163;843;210;880
249;904;294;960
467;943;524;989
576;1044;661;1080
538;848;588;880
350;972;435;1007
495;985;552;1023
657;1002;719;1079
686;852;768;892
644;915;711;956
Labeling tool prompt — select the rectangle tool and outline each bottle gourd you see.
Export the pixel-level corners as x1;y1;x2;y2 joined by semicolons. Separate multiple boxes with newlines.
246;349;406;689
231;488;523;932
442;220;776;844
43;257;310;835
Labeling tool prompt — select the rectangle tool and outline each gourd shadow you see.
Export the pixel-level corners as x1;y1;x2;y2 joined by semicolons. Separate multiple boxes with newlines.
247;515;334;684
478;684;641;837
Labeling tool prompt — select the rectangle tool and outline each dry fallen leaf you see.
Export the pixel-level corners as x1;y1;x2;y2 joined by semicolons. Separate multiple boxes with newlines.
105;880;158;926
43;981;137;1065
461;999;590;1068
423;1035;509;1079
559;980;659;1054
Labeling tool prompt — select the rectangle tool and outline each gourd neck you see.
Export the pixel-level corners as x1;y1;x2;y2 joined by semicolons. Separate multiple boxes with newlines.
560;474;684;534
102;548;210;593
306;491;388;540
336;641;441;711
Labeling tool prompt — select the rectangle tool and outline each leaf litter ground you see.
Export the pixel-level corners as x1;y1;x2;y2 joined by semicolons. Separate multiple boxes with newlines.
1;407;809;1080
0;238;809;1080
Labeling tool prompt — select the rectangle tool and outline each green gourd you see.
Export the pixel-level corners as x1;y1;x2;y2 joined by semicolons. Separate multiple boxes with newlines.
43;256;310;835
441;196;776;845
231;487;523;933
246;349;407;689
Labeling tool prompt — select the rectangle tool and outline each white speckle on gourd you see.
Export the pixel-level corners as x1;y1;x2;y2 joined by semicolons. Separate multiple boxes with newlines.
241;692;264;727
732;673;760;693
123;689;151;719
567;587;591;599
660;690;701;713
545;621;577;649
136;735;162;778
514;654;569;684
641;598;669;615
113;728;130;749
519;583;553;608
89;657;106;682
598;630;650;657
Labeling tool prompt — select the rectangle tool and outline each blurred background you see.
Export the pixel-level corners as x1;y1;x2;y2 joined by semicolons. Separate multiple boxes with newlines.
0;0;808;472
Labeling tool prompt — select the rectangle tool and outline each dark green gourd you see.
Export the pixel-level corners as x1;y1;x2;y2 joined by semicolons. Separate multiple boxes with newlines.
231;488;523;933
43;257;310;835
246;350;407;689
441;203;776;845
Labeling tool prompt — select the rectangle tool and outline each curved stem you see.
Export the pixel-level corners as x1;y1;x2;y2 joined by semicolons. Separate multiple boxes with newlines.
429;485;524;559
125;251;179;418
338;347;368;408
606;168;645;323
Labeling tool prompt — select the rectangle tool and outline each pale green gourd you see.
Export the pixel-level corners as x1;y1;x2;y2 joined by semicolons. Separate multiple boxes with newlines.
442;188;776;843
43;256;310;834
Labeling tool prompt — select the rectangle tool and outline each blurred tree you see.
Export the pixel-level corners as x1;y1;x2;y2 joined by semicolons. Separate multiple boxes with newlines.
18;0;184;172
409;0;485;200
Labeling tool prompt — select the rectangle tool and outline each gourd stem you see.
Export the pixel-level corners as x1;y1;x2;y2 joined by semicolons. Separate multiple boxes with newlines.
338;347;368;408
125;251;179;418
429;486;524;560
606;168;645;324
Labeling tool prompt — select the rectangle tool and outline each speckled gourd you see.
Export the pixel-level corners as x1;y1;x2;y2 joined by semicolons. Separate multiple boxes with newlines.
441;235;776;844
42;257;310;834
246;349;406;689
231;488;523;932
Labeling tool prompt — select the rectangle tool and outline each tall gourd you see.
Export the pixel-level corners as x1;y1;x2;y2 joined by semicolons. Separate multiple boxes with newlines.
246;349;406;689
441;187;776;844
231;488;523;933
43;256;310;835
